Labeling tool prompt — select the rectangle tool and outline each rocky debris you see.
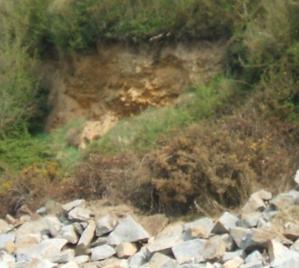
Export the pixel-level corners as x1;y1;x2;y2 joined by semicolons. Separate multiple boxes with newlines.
116;243;137;258
212;212;239;234
147;223;183;253
183;217;214;239
60;225;79;244
77;221;96;249
108;216;150;245
223;256;244;268
1;181;299;267
68;207;91;222
0;219;13;234
141;252;177;268
62;199;86;212
44;215;62;237
90;245;116;261
96;215;118;237
172;239;206;264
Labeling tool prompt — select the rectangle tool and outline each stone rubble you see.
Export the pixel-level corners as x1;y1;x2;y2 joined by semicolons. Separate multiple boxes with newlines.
1;171;299;267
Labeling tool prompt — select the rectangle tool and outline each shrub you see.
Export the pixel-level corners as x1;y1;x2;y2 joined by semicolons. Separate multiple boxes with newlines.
0;0;45;137
0;163;62;216
0;134;54;171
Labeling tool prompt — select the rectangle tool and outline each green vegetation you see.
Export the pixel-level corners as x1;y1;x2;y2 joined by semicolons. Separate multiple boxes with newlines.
1;0;299;215
95;76;234;154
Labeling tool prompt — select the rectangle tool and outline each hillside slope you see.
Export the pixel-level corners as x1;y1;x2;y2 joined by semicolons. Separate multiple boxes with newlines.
0;0;299;218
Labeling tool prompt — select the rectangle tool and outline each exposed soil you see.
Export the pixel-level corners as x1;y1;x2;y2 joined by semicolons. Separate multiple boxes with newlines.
45;42;225;133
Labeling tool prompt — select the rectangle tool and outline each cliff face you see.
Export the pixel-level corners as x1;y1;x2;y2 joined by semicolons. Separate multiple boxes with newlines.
45;42;225;133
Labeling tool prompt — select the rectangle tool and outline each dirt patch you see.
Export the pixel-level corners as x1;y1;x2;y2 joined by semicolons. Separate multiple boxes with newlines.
45;42;225;133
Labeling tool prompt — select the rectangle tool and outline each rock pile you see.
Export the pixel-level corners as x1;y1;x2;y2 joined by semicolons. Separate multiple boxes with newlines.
1;180;299;267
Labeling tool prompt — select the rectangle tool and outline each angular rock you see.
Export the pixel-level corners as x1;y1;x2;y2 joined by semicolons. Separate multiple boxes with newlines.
140;214;169;237
74;255;89;265
253;190;272;201
50;249;75;263
212;212;239;234
36;207;47;215
223;250;244;262
223;256;244;268
184;217;214;239
60;225;78;244
73;222;86;235
128;246;151;267
288;189;299;201
0;232;15;250
27;259;57;268
91;236;109;247
96;215;118;237
78;221;96;249
90;245;116;261
16;219;47;238
203;235;226;261
17;238;68;262
116;242;137;258
44;215;62;237
0;219;12;234
241;227;292;251
60;261;79;268
147;223;183;253
230;227;252;249
244;250;263;263
268;239;292;263
283;222;299;241
240;262;263;268
98;258;129;268
62;199;86;212
108;215;150;245
68;207;91;222
5;215;17;225
221;233;235;251
81;263;99;268
238;212;262;228
179;265;212;268
290;239;299;252
241;196;265;215
15;233;41;254
143;253;177;268
172;239;206;264
271;251;299;268
270;193;296;211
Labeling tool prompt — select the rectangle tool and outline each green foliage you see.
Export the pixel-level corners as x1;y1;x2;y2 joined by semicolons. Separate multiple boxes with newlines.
50;119;84;172
0;119;83;173
0;0;56;137
93;77;234;154
91;0;235;41
0;133;53;171
1;0;238;55
227;0;299;85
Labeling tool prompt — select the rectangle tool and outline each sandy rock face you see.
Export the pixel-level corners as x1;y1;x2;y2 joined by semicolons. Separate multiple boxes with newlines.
46;43;225;142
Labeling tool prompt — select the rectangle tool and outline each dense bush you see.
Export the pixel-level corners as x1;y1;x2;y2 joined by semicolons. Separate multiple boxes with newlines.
0;0;46;137
1;0;238;55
